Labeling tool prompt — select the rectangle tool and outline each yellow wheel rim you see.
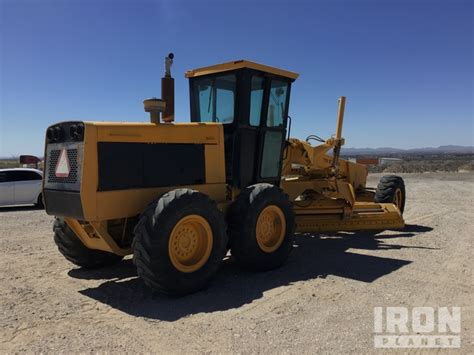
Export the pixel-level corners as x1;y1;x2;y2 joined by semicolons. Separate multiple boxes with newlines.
168;215;213;273
394;188;403;210
256;205;286;253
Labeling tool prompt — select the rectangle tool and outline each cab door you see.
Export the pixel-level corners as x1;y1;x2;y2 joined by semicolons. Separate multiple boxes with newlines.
255;78;290;186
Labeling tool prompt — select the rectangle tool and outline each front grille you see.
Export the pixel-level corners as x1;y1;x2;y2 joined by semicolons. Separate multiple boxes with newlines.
44;142;83;192
47;149;79;184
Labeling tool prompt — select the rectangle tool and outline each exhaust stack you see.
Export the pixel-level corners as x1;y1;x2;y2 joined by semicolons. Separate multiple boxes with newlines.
161;53;174;122
143;53;175;124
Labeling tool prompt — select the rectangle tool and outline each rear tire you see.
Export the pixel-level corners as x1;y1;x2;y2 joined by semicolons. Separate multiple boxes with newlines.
133;189;228;295
374;175;406;213
227;183;295;271
53;218;123;268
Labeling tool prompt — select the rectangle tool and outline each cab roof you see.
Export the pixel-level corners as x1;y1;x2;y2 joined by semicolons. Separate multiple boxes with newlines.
185;60;299;80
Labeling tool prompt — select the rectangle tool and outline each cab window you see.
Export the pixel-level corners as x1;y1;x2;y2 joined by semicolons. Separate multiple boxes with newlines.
193;74;236;123
249;76;264;126
267;80;289;127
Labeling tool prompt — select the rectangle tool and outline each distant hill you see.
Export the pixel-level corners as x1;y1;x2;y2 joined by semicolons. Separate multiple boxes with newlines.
341;145;473;156
1;145;472;160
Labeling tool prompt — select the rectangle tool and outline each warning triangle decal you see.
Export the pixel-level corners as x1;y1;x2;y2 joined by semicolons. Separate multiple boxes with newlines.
55;149;70;177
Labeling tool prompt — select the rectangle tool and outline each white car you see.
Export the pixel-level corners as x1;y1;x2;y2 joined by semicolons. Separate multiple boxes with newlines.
0;168;44;207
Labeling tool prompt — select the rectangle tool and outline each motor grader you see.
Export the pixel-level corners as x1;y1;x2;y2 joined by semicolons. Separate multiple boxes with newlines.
43;54;406;295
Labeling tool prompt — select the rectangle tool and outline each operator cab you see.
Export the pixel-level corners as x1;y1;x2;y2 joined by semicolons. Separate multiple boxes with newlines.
186;60;299;188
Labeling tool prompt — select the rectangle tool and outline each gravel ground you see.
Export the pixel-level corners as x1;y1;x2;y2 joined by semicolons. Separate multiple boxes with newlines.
0;173;472;353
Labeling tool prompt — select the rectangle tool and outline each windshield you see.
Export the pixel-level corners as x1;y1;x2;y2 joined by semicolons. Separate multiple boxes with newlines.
193;74;236;123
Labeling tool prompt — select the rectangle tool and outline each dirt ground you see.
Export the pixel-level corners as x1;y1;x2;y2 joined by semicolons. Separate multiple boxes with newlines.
1;173;472;353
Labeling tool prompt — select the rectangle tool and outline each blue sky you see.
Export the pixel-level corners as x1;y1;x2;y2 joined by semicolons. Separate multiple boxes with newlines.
1;0;472;156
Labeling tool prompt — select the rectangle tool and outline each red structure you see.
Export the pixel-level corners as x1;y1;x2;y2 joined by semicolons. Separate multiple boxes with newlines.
356;157;379;166
20;155;41;168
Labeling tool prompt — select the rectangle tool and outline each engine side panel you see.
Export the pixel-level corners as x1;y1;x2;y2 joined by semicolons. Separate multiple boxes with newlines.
43;121;227;221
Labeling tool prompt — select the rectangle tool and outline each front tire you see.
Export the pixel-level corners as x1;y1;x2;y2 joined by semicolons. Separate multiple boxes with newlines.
53;218;123;268
227;183;295;271
133;189;228;295
374;175;406;213
36;193;44;209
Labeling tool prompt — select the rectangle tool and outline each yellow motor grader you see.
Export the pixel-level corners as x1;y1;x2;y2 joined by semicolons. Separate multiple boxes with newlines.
43;54;405;295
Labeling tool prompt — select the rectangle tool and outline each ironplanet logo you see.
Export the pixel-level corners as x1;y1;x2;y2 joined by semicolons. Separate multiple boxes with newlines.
374;307;461;348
